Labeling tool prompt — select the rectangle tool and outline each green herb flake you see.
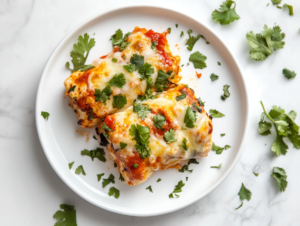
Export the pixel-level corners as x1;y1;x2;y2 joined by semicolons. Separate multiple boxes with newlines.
164;129;177;144
211;164;222;169
180;138;188;151
108;187;120;199
119;173;124;182
102;174;115;188
210;73;219;81
129;124;151;159
157;178;161;182
81;147;106;162
225;145;231;150
238;183;252;201
93;135;97;140
189;51;207;69
151;41;158;49
283;4;294;16
102;122;113;139
75;165;86;175
120;142;127;149
155;69;171;92
146;186;153;193
53;204;77;226
68;86;76;92
188;159;199;165
184;107;197;128
176;91;187;101
41;111;50;120
123;64;136;73
111;29;131;50
198;97;205;107
97;173;104;181
94;85;113;104
180;31;184;37
221;85;230;100
113;94;127;109
212;0;240;25
253;172;259;177
283;68;296;79
218;61;221;65
108;73;126;88
153;114;166;130
112;58;118;62
209;109;225;118
176;24;178;28
186;30;200;51
221;133;225;137
271;0;282;5
133;103;151;120
138;63;154;80
186;177;188;181
271;167;288;192
169;180;185;198
133;163;139;168
212;142;225;154
167;28;171;34
130;54;144;70
179;164;193;173
68;162;74;170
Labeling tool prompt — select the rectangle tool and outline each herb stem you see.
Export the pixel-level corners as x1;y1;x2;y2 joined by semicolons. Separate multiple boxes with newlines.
260;101;278;132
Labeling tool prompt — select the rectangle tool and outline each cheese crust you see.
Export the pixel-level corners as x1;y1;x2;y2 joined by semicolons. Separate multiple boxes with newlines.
98;84;213;186
64;27;181;128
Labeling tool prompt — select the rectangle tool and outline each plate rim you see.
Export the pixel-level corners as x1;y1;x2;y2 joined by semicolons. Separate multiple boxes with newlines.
35;5;249;216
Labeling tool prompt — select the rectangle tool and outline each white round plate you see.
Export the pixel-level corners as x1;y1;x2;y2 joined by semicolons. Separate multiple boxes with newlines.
36;6;248;216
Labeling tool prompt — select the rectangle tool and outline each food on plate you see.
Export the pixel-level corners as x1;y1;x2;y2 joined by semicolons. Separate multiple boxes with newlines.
97;84;213;186
64;27;181;128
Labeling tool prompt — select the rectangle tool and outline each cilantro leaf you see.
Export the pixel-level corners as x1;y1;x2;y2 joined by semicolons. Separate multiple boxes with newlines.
75;165;86;175
164;129;177;144
259;113;272;135
108;187;120;199
66;33;96;72
69;162;74;170
221;133;225;137
41;111;50;120
53;204;77;226
93;135;97;140
113;94;127;109
169;180;185;198
271;0;282;4
151;41;158;49
188;159;199;165
130;54;144;70
102;174;115;188
271;167;288;192
102;122;113;139
153;114;166;130
68;86;76;92
108;73;126;88
120;142;127;149
111;29;131;50
246;25;285;61
225;145;231;150
253;172;259;177
155;70;171;92
129;124;151;159
184;107;197;128
283;4;294;16
198;97;205;107
180;31;184;37
189;51;207;69
123;64;136;73
218;61;221;65
212;0;240;25
146;186;153;193
133;163;139;168
81;147;106;162
79;65;95;71
133;103;151;120
211;164;222;169
94;85;113;104
209;109;225;118
157;178;161;182
179;164;193;173
283;68;296;79
212;142;225;154
176;91;187;101
119;173;124;181
180;138;188;150
97;173;104;182
138;63;154;80
185;30;200;51
210;73;219;81
238;183;252;201
221;84;230;100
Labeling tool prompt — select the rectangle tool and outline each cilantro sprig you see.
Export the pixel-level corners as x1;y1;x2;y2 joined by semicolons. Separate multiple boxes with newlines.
102;174;115;188
155;70;172;92
259;101;300;156
153;114;166;129
271;167;288;192
184;107;197;128
212;0;240;25
189;51;207;69
111;29;131;50
169;180;185;198
81;148;106;162
133;103;151;120
185;30;200;51
53;204;77;226
130;124;151;159
108;187;120;199
164;129;177;144
283;68;296;79
65;33;96;72
209;109;225;118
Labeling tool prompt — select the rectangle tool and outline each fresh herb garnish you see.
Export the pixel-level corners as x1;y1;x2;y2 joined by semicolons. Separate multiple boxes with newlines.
180;31;184;37
176;24;178;28
97;173;104;181
129;124;151;159
185;30;200;51
238;183;252;201
81;147;106;162
271;167;288;192
283;4;294;16
260;101;300;156
176;91;187;101
225;145;231;150
271;0;282;4
108;73;126;88
209;109;225;118
112;58;118;63
189;51;207;69
102;122;113;138
119;173;124;181
133;163;139;168
123;64;136;73
75;165;86;175
221;85;230;100
113;94;127;109
283;68;296;79
186;177;188;181
94;85;113;104
180;138;188;151
210;73;219;81
157;178;161;182
69;162;74;170
188;159;199;165
258;113;272;136
212;142;230;154
212;0;240;25
218;61;221;65
246;25;285;61
108;187;120;199
53;204;77;226
102;174;115;188
130;54;144;70
120;142;127;149
68;86;76;92
114;161;117;168
164;129;177;144
153;114;166;130
198;97;205;107
151;41;158;49
93;135;97;140
167;28;171;34
65;33;95;72
146;186;153;193
221;133;225;137
184;107;197;128
211;164;222;169
235;202;243;210
138;63;154;80
253;172;259;177
179;165;193;173
169;180;185;198
133;103;151;120
155;70;171;92
111;29;131;50
41;111;50;120
138;78;155;101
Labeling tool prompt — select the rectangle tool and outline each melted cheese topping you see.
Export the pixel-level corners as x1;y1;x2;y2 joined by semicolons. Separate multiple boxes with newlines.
99;84;213;186
64;27;181;128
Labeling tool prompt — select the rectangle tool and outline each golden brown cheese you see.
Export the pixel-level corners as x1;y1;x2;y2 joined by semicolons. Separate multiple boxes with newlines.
98;84;213;186
64;27;181;128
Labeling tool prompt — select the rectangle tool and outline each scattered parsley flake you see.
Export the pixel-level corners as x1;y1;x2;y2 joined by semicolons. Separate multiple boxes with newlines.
164;129;177;144
146;186;153;193
189;51;207;69
221;133;225;137
75;165;86;175
180;138;188;151
225;145;231;150
155;69;171;92
188;159;199;165
211;164;222;169
119;173;124;181
41;111;50;120
68;162;74;170
108;73;126;88
157;178;161;182
179;164;193;173
209;109;225;118
108;187;120;199
238;183;252;201
212;142;225;154
123;64;136;73
212;0;240;25
138;63;154;80
169;180;185;198
180;31;184;37
167;28;171;34
113;94;127;109
120;142;127;149
81;147;106;162
151;41;158;49
153;114;166;130
221;85;230;100
130;54;144;70
198;97;205;107
186;177;188;181
94;85;113;104
218;61;221;65
68;86;76;92
176;91;187;101
93;135;97;140
271;0;282;5
283;68;296;79
111;29;131;50
112;58;117;63
102;174;115;188
184;107;197;128
53;204;77;226
210;73;219;81
271;167;288;192
186;30;200;51
253;172;259;177
97;173;104;182
176;24;178;28
129;124;151;159
114;161;117;168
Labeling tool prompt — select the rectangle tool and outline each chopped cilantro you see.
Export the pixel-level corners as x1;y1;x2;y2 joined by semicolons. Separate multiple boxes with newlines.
68;86;76;92
108;73;126;88
111;29;131;50
75;165;86;175
186;30;200;51
210;73;219;81
157;178;161;182
209;109;225;118
138;63;154;80
212;142;225;154
176;24;178;28
102;122;113;139
212;0;240;25
283;4;294;16
184;107;197;128
186;177;188;181
164;129;177;144
138;77;155;100
221;133;225;137
167;28;171;34
102;174;115;188
151;41;158;49
41;111;50;120
123;64;136;73
259;113;272;136
114;161;117;168
238;183;252;201
130;54;144;70
169;180;185;198
129;124;151;159
93;135;97;140
189;51;207;69
108;187;120;199
253;172;259;177
73;97;77;102
221;85;230;100
133;103;151;120
176;91;187;101
94;85;113;104
153;114;166;129
88;109;95;120
180;138;188;151
65;33;96;72
133;163;139;168
211;164;222;169
225;145;231;150
120;142;127;149
81;147;106;162
113;94;127;109
53;204;77;226
236;202;243;210
271;167;288;192
188;159;199;165
69;162;74;170
119;173;124;181
155;69;171;92
97;173;104;181
283;68;296;79
112;58;117;62
180;31;184;37
146;186;153;193
198;97;205;107
218;61;221;65
179;164;193;173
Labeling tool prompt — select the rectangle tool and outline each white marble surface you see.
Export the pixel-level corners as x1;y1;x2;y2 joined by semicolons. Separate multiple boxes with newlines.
1;0;300;225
